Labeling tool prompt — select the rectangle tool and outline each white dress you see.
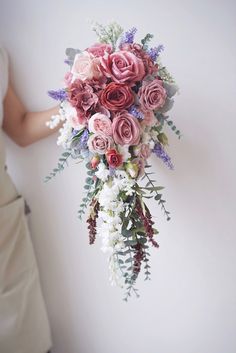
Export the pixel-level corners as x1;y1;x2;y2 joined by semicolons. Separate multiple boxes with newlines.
0;48;52;353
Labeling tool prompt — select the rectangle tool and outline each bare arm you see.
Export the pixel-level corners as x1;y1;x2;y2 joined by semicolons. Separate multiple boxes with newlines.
3;83;59;147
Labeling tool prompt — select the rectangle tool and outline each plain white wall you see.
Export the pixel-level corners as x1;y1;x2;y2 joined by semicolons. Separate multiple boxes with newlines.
1;0;236;352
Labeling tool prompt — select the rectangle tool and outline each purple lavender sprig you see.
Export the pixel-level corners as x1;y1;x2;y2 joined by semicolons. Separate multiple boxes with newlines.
48;89;68;101
119;27;137;46
152;143;174;170
128;105;144;120
64;59;71;65
79;129;89;150
147;45;164;62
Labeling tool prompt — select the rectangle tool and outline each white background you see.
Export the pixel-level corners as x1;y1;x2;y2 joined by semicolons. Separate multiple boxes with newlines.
0;1;236;352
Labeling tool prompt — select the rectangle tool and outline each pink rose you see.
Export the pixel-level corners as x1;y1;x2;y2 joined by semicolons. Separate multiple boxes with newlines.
112;111;141;146
139;79;167;112
100;50;145;85
87;43;112;57
100;82;134;111
68;79;98;123
106;149;123;168
121;43;158;75
72;52;102;81
88;113;112;136
88;133;113;155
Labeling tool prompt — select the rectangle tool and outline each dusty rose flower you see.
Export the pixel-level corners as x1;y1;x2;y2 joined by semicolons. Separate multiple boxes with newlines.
100;82;134;111
139;79;167;112
85;76;107;92
112;111;141;146
87;43;112;57
72;52;102;81
121;43;158;75
100;50;145;85
88;113;112;136
106;149;123;168
68;79;98;114
88;133;113;155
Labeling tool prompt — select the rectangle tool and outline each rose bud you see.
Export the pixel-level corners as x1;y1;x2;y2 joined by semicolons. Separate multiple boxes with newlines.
157;132;169;146
91;155;100;169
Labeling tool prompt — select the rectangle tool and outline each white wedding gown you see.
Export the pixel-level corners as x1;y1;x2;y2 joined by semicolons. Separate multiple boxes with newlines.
0;47;52;353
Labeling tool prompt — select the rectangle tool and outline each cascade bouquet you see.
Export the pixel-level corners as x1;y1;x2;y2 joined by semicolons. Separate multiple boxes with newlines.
46;23;180;300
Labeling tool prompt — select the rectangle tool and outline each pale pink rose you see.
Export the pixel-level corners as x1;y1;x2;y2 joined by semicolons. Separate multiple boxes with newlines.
88;133;113;155
100;51;145;85
88;113;112;136
112;111;141;146
139;79;167;112
142;111;156;126
87;43;112;57
72;52;102;81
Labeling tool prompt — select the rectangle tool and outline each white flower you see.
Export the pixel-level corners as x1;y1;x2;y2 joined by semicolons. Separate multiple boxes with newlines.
95;162;109;182
96;171;136;285
46;114;64;129
57;120;73;148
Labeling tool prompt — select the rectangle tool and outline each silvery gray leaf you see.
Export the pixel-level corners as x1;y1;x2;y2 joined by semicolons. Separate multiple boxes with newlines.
65;48;81;62
163;82;179;98
159;98;174;113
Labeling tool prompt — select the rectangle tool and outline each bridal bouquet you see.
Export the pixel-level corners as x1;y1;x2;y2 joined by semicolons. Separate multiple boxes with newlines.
46;23;180;300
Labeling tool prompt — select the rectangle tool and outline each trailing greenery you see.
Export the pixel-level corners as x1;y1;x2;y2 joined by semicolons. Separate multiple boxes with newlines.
77;162;100;220
142;168;171;221
165;118;182;139
44;151;71;182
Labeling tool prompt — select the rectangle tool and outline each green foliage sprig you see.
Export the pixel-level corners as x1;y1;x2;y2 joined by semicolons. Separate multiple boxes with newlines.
44;151;71;182
92;22;123;49
141;33;154;50
142;168;171;221
78;162;100;220
166;118;182;139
